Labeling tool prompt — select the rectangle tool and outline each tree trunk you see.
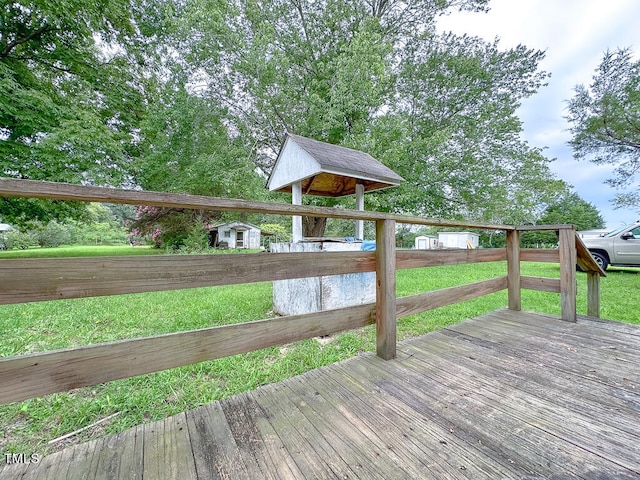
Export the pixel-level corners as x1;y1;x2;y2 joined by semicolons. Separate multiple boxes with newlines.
303;216;327;237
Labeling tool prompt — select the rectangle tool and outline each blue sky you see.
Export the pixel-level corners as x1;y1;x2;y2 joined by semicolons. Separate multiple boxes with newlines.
438;0;640;229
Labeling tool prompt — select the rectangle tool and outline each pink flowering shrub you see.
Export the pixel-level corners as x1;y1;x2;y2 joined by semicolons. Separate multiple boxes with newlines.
128;205;221;249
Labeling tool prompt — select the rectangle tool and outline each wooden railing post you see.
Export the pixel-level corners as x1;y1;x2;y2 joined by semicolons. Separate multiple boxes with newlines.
376;219;396;360
558;226;577;322
576;232;602;318
587;272;601;318
506;230;521;311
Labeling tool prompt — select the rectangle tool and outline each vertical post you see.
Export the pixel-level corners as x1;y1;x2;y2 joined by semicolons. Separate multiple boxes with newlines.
587;272;601;318
292;181;303;243
506;230;521;311
355;183;365;240
376;219;396;360
558;227;577;322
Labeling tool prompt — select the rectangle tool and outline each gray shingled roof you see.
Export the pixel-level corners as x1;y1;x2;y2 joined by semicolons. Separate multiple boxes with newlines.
267;134;403;197
287;133;404;184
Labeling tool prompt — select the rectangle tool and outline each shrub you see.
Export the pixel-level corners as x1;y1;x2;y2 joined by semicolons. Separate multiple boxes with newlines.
77;222;128;245
4;230;34;250
32;220;72;248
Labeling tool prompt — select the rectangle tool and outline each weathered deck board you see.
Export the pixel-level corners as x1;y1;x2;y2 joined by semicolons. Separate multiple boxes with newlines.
2;309;639;479
397;345;639;474
420;331;639;436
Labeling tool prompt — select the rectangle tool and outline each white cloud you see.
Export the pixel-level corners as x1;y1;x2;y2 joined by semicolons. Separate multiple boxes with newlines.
526;127;568;150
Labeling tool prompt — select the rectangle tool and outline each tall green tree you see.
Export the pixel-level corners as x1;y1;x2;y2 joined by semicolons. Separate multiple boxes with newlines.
540;192;605;229
183;0;566;234
0;0;171;224
0;0;151;183
567;48;640;209
521;192;605;246
130;83;266;247
368;33;566;224
0;0;571;236
136;87;263;199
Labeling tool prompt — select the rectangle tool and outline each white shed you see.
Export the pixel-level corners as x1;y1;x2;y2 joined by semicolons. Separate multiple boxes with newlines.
438;232;479;249
209;222;261;249
415;235;438;250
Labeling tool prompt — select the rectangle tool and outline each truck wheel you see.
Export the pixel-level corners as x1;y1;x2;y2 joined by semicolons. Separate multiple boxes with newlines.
591;252;608;271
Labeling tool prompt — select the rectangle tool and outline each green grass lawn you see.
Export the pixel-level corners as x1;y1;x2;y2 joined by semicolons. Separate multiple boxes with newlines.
0;247;638;456
0;245;165;259
0;245;264;259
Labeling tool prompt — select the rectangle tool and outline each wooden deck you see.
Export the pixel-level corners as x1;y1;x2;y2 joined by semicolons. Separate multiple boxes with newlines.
3;309;639;479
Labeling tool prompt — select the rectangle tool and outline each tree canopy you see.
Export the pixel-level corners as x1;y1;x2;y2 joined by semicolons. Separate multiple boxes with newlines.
521;192;605;247
0;0;153;184
2;0;572;238
0;0;167;224
368;33;565;225
181;0;566;234
567;48;640;209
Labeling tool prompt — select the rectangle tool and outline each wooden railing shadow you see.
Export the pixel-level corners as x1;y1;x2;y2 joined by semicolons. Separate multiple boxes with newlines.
0;179;604;405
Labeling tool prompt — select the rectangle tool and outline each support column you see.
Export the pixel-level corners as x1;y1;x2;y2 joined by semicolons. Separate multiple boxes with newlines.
355;183;364;240
559;226;577;322
376;219;396;360
587;272;600;318
506;230;521;311
292;181;303;243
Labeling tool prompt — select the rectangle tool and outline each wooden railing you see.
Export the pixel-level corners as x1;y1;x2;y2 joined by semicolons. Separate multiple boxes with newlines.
0;179;604;405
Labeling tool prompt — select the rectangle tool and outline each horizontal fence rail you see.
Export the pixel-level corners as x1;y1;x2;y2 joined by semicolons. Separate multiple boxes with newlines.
0;178;514;230
0;178;605;405
520;249;560;263
521;276;561;293
0;251;376;304
0;304;377;404
0;249;507;305
395;277;508;319
0;276;510;404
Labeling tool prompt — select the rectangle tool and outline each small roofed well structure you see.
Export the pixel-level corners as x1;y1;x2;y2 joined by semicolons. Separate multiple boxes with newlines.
267;133;404;197
267;133;404;316
267;133;404;241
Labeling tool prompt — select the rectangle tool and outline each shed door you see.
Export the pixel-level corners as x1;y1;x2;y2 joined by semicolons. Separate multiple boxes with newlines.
209;230;218;248
236;231;244;248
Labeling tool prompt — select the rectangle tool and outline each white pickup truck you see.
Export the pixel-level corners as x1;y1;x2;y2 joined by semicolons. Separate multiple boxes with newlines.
582;221;640;270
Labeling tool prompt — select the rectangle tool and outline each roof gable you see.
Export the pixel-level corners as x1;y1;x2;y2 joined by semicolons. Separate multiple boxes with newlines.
267;133;403;197
209;221;260;231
